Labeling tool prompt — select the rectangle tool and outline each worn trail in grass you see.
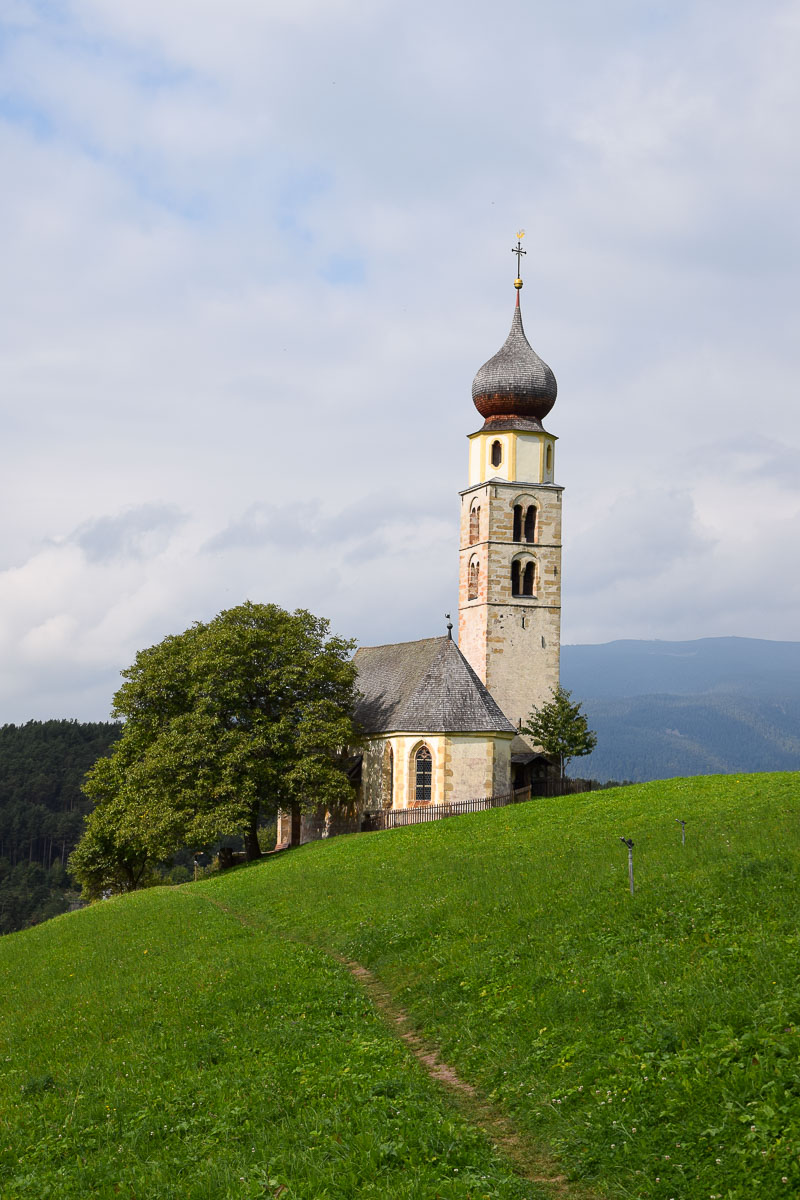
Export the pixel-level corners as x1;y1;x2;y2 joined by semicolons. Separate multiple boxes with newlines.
209;772;800;1200
1;887;556;1198
339;956;578;1196
3;772;799;1199
201;892;591;1198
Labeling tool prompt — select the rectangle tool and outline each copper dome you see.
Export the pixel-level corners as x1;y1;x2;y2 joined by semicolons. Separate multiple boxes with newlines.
471;296;557;430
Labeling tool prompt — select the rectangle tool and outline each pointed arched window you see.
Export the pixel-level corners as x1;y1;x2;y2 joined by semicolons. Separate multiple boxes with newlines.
468;557;479;601
415;746;432;804
490;440;502;468
513;505;522;542
524;505;537;543
469;504;480;544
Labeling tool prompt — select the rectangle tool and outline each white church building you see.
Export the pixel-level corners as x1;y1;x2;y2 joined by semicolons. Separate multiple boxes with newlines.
278;252;564;842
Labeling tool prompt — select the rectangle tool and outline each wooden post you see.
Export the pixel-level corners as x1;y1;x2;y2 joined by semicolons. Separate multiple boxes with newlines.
676;819;686;845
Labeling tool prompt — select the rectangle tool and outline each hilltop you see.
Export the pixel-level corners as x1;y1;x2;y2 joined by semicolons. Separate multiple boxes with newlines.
3;772;799;1199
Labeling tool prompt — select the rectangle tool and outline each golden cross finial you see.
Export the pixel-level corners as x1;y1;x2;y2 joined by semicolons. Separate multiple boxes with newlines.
512;230;526;287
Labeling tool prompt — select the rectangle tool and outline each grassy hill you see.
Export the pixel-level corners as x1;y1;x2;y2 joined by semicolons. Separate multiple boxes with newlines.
3;773;799;1199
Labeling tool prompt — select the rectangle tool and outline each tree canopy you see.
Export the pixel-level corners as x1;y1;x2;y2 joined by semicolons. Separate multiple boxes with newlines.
522;685;598;781
70;602;360;897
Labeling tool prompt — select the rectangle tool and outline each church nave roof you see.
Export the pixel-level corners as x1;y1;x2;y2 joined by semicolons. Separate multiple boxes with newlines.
354;636;515;735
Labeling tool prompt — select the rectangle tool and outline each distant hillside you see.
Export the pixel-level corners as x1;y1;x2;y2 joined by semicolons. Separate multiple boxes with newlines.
561;636;800;699
0;720;121;933
561;637;800;781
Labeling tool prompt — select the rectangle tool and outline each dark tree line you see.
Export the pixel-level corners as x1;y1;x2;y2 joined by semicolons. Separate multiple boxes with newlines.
0;720;121;933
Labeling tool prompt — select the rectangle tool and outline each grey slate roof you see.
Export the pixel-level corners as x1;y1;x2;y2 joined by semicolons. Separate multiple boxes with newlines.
354;636;515;735
471;301;557;423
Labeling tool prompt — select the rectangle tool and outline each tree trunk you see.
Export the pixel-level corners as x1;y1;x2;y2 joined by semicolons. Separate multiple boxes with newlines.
244;811;262;861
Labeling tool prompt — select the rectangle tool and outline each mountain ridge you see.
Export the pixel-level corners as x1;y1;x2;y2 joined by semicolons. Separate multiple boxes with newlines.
559;636;800;781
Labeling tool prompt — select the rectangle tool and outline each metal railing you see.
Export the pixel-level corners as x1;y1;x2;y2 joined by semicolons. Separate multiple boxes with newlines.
360;778;599;832
361;786;533;831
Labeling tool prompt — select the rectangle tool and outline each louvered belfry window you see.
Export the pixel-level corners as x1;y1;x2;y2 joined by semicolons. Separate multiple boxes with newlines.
415;746;432;803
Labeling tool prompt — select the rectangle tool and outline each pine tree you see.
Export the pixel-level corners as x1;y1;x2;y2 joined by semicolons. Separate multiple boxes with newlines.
522;686;597;782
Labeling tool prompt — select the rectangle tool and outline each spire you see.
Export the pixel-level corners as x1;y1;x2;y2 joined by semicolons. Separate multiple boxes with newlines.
470;237;557;431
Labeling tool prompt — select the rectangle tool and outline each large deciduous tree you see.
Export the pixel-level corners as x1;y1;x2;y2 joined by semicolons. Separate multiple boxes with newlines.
521;685;597;782
70;602;359;897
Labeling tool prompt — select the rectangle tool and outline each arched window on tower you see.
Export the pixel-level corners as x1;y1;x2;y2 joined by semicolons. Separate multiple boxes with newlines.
513;505;522;542
511;559;521;596
414;746;432;805
490;440;502;468
469;504;480;544
524;505;537;543
545;444;553;473
468;557;479;601
523;561;536;596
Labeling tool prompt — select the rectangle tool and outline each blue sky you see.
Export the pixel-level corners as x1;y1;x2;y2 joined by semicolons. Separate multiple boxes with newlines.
0;0;799;720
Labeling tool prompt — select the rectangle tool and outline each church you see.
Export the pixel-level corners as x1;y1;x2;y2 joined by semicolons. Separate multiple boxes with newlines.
279;245;563;842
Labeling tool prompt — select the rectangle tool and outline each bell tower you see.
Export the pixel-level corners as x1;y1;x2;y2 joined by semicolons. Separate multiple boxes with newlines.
458;239;563;732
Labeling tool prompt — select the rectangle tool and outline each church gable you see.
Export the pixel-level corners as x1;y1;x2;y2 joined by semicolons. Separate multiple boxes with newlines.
354;636;515;735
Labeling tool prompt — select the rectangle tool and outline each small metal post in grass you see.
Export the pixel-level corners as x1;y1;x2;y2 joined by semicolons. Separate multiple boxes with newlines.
193;855;200;882
620;837;635;895
676;819;686;845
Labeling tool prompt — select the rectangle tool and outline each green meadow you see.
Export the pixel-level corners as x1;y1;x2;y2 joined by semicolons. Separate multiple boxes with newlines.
2;773;799;1199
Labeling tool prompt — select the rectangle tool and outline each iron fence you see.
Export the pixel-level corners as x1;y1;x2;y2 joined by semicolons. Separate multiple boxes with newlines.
361;778;598;832
361;786;531;832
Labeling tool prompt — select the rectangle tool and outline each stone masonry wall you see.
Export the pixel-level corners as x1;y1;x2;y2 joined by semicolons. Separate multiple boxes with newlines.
278;731;514;846
445;734;494;801
458;480;562;731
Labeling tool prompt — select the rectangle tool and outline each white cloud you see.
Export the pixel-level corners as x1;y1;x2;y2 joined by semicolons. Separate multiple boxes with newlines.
0;0;799;719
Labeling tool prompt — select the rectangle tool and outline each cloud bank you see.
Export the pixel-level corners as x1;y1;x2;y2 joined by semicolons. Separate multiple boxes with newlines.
0;0;798;719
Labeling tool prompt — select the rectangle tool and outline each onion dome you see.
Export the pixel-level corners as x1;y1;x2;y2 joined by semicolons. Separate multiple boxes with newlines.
471;293;557;431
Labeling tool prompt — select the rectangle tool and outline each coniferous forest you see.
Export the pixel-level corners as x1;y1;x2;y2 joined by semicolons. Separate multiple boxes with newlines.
0;720;121;934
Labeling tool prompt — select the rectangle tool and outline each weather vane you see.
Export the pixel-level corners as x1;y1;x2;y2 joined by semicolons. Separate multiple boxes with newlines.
512;229;526;288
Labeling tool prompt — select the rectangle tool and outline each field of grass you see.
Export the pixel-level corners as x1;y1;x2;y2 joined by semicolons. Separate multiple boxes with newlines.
2;772;799;1199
